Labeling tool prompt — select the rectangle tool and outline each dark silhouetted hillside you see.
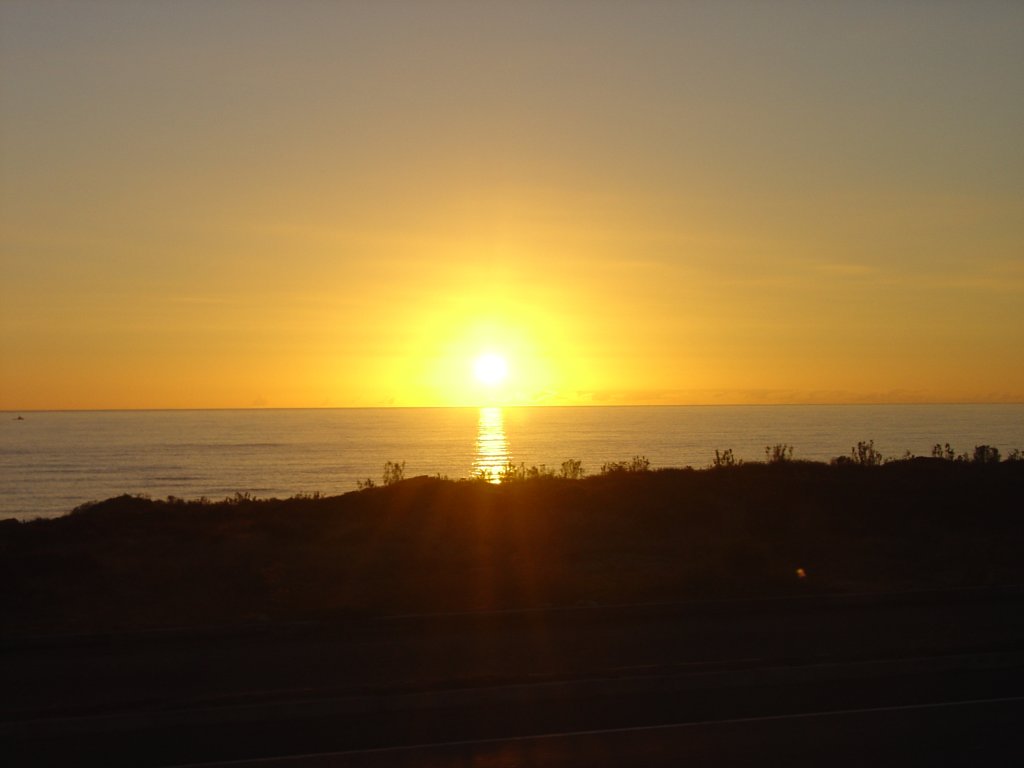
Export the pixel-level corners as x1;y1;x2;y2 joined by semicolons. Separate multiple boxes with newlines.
2;460;1022;635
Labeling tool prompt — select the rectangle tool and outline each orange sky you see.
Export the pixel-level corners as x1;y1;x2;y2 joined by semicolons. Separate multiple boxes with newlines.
2;1;1022;409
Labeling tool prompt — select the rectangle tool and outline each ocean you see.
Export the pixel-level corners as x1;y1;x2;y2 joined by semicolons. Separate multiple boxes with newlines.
2;404;1022;520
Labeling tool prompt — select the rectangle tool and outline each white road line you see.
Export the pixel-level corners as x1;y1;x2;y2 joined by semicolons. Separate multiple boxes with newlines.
170;694;1024;767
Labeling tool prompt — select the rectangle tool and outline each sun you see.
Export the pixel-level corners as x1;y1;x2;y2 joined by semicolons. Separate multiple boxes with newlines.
473;353;508;386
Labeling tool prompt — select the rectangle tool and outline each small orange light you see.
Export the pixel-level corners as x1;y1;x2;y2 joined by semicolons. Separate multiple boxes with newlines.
795;567;807;579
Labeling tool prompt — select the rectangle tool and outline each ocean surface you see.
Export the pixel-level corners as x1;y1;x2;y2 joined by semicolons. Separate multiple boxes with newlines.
2;405;1022;520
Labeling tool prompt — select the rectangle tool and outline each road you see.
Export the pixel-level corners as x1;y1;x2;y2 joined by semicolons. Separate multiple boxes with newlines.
3;588;1024;766
175;697;1024;767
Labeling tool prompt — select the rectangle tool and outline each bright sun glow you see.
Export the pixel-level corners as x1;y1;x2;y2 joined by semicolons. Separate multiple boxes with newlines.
473;354;508;386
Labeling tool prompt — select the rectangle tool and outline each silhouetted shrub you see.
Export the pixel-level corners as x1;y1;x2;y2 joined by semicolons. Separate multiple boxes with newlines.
765;444;794;464
500;462;556;481
383;460;406;486
972;445;1001;465
560;459;586;479
932;443;957;461
712;449;738;468
600;455;650;474
850;440;883;467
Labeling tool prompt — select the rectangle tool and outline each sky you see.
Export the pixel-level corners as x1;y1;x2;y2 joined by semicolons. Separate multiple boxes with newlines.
1;0;1022;409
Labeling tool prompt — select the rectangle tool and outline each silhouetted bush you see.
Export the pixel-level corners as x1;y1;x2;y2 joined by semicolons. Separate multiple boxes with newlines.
560;459;585;479
600;456;650;474
851;440;884;466
500;462;556;481
972;445;1001;464
383;460;406;486
764;444;794;464
712;449;738;468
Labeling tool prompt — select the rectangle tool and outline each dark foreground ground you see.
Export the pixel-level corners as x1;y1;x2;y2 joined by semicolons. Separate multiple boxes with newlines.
2;460;1023;765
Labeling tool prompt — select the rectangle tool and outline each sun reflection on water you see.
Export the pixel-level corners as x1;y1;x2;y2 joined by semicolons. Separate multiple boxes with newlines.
473;406;510;483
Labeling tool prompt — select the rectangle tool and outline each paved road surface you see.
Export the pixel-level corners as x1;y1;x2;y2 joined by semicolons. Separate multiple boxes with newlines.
4;588;1024;766
175;697;1024;767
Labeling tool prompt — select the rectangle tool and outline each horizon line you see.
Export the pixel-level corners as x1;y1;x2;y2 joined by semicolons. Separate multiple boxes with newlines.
4;401;1024;414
